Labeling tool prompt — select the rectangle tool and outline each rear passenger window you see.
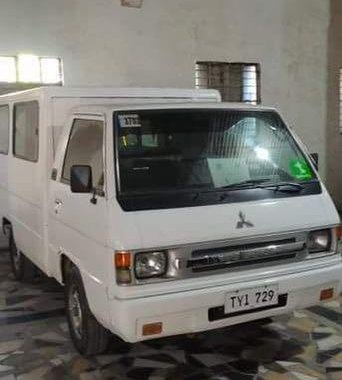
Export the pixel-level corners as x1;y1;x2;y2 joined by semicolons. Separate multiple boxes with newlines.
13;101;39;162
0;105;9;154
62;119;104;192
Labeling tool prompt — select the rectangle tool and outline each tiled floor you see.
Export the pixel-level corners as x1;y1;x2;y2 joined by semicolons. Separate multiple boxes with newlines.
0;246;341;379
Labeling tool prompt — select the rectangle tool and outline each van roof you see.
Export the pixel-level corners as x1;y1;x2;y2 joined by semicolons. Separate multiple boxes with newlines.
0;86;221;102
70;102;277;115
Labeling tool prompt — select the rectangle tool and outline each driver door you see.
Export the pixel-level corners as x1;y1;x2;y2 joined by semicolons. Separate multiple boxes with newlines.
48;114;109;299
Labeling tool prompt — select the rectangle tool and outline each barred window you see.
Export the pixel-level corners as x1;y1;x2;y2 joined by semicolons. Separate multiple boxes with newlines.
195;62;260;104
0;55;63;84
0;57;16;83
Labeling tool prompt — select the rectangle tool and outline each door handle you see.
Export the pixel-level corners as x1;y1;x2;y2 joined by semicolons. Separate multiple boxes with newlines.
54;199;63;214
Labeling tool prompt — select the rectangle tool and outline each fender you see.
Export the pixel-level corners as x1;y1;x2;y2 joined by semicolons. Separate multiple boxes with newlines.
58;250;111;330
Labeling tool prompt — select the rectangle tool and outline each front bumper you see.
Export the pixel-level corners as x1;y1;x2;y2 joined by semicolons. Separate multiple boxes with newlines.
108;260;342;343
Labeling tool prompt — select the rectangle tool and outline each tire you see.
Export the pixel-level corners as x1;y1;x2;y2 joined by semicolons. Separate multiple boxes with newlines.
9;233;36;282
65;265;109;355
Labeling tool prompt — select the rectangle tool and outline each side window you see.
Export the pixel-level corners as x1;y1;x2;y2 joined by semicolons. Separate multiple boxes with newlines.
13;101;39;161
62;119;104;192
0;105;9;155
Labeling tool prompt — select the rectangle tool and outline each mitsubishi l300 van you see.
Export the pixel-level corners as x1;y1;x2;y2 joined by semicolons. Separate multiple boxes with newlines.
0;87;341;355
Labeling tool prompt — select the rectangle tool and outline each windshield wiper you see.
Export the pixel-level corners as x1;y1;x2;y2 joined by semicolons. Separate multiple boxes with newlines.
218;178;273;201
218;179;306;201
218;178;273;190
260;182;304;193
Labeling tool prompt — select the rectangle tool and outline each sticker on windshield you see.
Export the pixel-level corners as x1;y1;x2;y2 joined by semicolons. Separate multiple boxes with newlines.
289;159;313;180
118;114;141;128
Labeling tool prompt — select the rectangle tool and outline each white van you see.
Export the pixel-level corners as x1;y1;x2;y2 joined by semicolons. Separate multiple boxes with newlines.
0;87;341;355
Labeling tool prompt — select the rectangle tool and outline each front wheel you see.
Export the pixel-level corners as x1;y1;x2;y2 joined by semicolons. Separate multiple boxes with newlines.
65;265;110;355
9;233;36;282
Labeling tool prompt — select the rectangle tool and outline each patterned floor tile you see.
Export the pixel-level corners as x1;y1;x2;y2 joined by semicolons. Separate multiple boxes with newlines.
190;353;234;368
316;336;342;351
0;341;22;355
0;375;16;380
0;245;340;380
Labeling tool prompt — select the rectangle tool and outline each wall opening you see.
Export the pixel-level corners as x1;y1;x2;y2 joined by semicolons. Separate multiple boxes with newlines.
195;62;261;104
0;54;63;95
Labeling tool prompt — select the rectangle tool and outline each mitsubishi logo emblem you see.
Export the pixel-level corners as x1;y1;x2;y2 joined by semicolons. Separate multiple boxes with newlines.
236;211;254;229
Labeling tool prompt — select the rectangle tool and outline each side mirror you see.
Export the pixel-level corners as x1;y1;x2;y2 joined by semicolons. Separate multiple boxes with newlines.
70;165;93;193
310;153;319;170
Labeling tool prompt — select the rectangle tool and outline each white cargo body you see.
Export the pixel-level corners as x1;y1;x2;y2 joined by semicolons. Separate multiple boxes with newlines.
0;86;341;355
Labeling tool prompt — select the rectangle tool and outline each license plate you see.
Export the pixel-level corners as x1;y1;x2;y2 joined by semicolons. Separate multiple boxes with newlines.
225;284;279;314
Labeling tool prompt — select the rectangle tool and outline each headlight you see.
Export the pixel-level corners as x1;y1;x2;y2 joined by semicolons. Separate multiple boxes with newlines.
135;251;167;279
308;229;331;253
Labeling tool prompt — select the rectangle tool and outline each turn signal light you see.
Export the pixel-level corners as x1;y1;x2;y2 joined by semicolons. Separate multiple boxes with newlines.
142;322;163;336
320;288;334;301
335;225;342;241
115;251;132;285
115;251;131;268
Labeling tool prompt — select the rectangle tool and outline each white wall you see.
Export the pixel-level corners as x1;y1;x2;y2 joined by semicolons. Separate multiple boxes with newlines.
0;0;330;178
327;0;342;209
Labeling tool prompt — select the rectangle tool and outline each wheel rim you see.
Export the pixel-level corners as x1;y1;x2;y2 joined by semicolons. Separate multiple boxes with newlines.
68;286;83;339
12;243;21;273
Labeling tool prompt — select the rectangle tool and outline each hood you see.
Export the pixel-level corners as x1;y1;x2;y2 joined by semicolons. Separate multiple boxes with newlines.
110;190;340;250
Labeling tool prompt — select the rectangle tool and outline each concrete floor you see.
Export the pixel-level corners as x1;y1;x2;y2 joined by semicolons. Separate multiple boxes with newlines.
0;243;341;380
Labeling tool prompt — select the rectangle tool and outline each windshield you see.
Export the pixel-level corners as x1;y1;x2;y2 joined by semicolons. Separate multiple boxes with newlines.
114;109;320;210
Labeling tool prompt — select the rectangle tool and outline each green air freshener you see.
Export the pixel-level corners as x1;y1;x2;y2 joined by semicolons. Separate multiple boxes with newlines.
289;159;313;180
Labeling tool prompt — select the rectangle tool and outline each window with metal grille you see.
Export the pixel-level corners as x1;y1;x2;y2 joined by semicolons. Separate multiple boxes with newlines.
340;68;342;132
195;62;260;104
0;55;63;84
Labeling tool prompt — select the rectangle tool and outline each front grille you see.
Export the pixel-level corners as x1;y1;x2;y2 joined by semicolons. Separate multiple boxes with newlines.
187;238;306;273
